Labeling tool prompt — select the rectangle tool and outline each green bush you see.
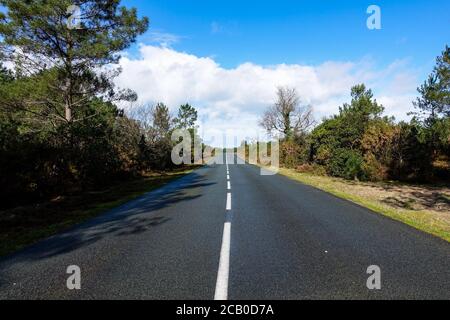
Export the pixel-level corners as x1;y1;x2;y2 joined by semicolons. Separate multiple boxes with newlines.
328;148;365;180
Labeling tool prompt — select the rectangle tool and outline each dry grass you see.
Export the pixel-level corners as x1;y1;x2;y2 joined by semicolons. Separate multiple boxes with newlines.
277;167;450;242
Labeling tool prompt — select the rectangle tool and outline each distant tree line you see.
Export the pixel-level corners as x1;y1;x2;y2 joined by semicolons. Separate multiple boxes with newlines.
0;1;199;209
259;46;450;182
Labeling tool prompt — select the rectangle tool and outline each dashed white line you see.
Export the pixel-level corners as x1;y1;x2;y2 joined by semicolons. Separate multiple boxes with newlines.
226;192;232;210
214;220;231;300
215;164;232;300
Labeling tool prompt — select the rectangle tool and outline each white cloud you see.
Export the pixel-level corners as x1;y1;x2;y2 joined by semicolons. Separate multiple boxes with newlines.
142;31;183;48
115;45;420;147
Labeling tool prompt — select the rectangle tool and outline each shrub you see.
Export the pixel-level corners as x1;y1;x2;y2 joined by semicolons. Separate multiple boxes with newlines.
280;138;309;168
328;148;365;180
362;153;388;181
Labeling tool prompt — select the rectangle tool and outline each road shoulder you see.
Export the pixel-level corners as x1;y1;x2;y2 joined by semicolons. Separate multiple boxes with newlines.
262;165;450;243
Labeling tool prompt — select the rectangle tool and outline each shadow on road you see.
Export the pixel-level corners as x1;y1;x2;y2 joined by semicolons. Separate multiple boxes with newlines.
0;170;213;263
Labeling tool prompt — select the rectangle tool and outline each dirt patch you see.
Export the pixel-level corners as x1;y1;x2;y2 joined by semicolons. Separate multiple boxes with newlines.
348;181;450;211
343;180;450;222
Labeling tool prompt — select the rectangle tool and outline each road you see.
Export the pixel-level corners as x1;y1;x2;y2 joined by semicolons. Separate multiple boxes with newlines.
0;153;449;299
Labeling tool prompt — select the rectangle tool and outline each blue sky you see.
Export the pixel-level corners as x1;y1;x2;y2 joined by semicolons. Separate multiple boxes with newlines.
123;0;449;72
117;0;449;146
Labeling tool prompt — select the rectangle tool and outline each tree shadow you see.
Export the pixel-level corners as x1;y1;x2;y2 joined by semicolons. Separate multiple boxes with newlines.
381;191;450;212
2;171;213;262
342;179;450;212
382;196;417;210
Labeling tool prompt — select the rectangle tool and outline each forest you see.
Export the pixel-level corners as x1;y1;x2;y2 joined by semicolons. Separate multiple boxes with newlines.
0;1;203;210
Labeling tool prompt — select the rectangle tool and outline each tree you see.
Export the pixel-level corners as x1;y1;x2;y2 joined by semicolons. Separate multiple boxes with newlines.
0;64;13;83
388;121;434;181
310;84;387;180
152;103;172;140
260;87;314;140
148;103;172;170
360;119;396;181
175;103;198;129
127;103;175;170
337;84;385;150
173;103;203;164
0;0;149;124
413;46;450;122
412;46;450;160
0;1;150;206
127;104;156;142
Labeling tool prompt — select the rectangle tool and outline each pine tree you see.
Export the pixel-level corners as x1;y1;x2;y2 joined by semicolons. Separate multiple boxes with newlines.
0;0;149;123
175;104;198;129
413;46;450;124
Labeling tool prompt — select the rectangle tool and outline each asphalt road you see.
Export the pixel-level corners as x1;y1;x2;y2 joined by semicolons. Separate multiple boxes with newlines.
0;153;449;299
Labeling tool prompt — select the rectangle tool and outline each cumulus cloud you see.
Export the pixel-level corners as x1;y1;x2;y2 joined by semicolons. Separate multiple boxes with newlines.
115;45;419;146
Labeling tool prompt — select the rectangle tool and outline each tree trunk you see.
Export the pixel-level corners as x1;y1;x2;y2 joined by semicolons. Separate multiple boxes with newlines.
65;104;72;122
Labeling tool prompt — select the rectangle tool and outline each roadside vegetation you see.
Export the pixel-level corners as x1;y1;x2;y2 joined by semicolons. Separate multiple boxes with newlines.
254;46;450;241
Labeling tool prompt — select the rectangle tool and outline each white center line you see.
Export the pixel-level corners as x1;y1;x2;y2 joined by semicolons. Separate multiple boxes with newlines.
215;165;232;300
214;220;231;300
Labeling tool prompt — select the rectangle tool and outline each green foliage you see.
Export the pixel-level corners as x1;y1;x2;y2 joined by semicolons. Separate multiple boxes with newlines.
412;46;450;164
0;0;149;123
175;103;198;129
128;103;201;171
0;1;153;209
413;46;450;122
307;79;446;182
271;48;450;183
328;148;364;180
310;84;387;180
0;89;143;208
360;120;396;181
152;103;171;139
336;84;385;149
389;121;435;181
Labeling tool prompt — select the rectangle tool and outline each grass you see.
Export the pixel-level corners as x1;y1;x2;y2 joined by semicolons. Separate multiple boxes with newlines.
0;167;197;257
276;167;450;243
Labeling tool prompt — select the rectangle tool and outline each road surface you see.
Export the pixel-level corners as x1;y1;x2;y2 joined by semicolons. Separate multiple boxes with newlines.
0;154;449;299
